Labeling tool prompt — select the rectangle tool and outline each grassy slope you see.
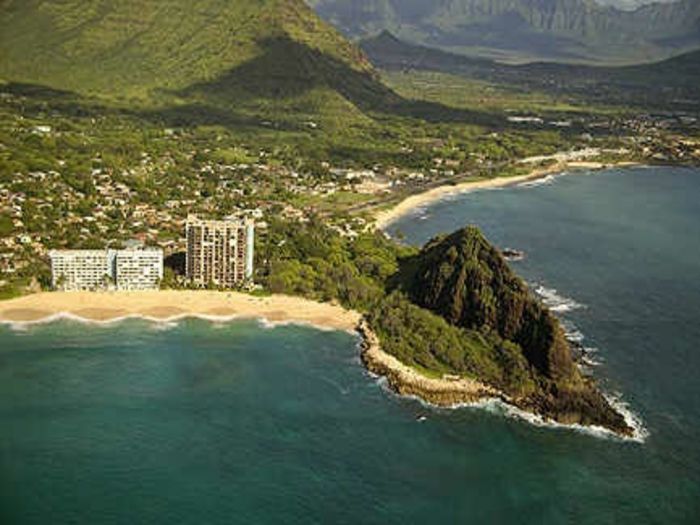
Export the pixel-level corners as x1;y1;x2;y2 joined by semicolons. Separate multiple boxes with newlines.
0;0;408;154
0;0;372;97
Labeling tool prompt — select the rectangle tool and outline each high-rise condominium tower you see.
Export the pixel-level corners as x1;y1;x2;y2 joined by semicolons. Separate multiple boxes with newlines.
185;216;254;288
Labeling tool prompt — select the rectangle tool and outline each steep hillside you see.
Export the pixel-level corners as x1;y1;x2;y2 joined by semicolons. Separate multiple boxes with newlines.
402;227;575;381
392;227;631;433
309;0;700;63
0;0;425;141
0;0;374;97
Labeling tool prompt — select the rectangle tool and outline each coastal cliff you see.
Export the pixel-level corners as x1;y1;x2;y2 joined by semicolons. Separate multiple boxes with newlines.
367;226;632;436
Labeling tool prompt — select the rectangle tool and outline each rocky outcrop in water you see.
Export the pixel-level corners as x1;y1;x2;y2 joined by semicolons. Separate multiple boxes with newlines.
381;226;632;435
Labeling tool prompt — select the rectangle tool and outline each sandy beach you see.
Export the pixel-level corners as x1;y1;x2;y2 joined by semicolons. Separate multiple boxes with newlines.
374;160;639;230
0;289;503;404
0;290;361;332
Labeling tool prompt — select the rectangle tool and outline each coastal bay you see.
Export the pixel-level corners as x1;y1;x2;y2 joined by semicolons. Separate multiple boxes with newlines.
2;166;699;523
374;160;640;230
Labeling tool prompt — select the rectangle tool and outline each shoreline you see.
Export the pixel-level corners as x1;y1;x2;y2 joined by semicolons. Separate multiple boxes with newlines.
357;321;643;441
0;291;641;440
357;320;503;406
374;160;640;230
0;290;361;333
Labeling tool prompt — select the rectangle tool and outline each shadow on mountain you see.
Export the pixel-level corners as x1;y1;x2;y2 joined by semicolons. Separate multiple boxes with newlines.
2;37;508;131
1;82;111;118
173;36;504;128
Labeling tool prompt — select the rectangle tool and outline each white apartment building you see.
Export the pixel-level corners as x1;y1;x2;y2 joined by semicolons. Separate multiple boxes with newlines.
49;250;113;291
49;249;163;291
114;249;164;290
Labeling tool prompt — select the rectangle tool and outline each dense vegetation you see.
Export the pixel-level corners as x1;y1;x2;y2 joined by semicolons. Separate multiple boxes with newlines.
259;219;631;434
368;292;535;395
258;217;409;311
400;227;574;381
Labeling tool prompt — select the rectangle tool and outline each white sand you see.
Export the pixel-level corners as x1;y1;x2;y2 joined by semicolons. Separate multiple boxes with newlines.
0;290;361;332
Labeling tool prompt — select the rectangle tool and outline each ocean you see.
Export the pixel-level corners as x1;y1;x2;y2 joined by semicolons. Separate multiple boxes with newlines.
1;166;699;523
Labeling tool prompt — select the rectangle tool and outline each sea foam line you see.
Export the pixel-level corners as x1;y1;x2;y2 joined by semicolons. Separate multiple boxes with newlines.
370;371;647;443
0;311;356;335
535;285;586;313
518;173;560;188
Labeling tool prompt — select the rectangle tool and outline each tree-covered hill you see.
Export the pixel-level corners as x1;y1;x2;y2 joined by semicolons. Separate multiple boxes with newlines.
400;227;575;381
385;226;631;434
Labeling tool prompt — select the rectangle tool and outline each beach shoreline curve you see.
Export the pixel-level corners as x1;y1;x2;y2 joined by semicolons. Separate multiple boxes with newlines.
0;290;643;440
374;160;640;231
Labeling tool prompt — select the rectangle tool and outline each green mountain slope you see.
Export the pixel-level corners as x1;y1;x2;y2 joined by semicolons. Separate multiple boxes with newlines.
309;0;700;64
0;0;422;143
0;0;373;97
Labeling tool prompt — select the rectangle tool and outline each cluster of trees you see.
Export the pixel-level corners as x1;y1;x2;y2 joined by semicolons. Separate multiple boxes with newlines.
368;292;535;395
256;219;540;396
257;217;411;312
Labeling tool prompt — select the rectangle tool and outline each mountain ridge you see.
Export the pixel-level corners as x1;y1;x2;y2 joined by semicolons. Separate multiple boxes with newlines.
360;29;700;108
308;0;700;64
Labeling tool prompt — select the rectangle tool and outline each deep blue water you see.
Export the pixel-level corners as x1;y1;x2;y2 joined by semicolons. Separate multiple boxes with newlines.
2;166;699;524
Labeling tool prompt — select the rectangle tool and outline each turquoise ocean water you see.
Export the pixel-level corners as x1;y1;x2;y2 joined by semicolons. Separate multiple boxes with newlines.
1;166;699;523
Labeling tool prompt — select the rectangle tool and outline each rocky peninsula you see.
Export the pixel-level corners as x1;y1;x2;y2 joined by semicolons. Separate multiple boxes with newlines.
0;229;634;438
364;226;634;437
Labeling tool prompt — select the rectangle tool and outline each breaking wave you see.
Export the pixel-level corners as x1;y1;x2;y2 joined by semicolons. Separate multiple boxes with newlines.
371;371;647;442
518;174;559;188
535;285;586;313
0;312;352;335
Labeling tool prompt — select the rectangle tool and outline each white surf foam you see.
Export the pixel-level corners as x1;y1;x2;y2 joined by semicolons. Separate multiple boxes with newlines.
1;312;352;335
535;285;586;313
581;347;604;367
384;388;647;443
518;173;559;188
604;391;649;443
366;359;647;442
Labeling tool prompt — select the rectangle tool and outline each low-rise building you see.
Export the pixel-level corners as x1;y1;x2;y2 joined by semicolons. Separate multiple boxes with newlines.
114;249;163;290
49;248;163;291
49;250;112;291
